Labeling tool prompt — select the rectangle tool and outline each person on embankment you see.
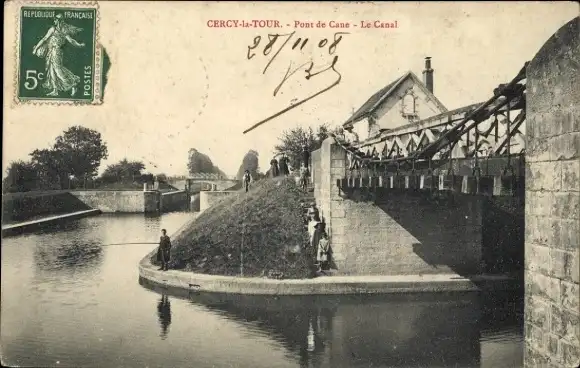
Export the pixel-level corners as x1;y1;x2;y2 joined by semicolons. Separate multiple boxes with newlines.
243;170;252;193
269;158;280;178
279;154;289;176
157;229;172;271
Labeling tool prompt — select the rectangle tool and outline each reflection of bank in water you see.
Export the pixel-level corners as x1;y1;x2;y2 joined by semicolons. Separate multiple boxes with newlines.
140;278;523;368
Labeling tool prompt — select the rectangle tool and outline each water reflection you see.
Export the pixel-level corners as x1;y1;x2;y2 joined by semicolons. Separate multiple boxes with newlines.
140;279;522;368
1;212;522;368
157;294;172;339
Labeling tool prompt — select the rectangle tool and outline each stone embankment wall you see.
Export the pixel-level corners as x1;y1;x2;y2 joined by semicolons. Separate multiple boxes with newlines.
2;191;92;224
199;191;238;213
524;17;579;368
3;189;191;223
71;190;149;213
160;190;189;212
311;138;487;276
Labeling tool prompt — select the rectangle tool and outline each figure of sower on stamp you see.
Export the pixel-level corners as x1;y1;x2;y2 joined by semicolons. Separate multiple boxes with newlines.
32;13;85;97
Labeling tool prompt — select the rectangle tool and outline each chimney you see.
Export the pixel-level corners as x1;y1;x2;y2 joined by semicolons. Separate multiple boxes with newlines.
423;57;434;94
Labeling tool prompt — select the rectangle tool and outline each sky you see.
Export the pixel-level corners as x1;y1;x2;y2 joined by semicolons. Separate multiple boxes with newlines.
3;1;579;177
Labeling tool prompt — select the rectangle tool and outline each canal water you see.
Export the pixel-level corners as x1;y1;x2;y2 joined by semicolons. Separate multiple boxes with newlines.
1;212;524;368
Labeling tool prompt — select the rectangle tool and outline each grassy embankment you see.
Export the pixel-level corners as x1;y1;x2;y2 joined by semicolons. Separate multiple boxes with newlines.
153;177;313;279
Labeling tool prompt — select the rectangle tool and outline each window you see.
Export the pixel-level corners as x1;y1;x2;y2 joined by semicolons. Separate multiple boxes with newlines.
401;91;419;122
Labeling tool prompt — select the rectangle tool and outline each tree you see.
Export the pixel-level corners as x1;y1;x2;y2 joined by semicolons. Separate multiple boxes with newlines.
236;150;260;180
30;148;65;189
52;125;108;180
187;148;217;175
274;124;334;170
156;173;168;183
2;160;39;193
101;159;146;183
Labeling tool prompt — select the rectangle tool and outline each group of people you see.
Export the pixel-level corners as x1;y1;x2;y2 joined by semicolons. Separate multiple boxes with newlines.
306;207;331;273
269;154;290;178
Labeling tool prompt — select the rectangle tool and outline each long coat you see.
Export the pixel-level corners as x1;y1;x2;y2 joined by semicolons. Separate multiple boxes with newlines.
269;159;280;178
279;157;289;176
157;235;172;262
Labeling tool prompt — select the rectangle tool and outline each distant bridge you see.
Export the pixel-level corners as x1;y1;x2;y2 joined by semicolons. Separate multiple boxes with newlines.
168;174;239;194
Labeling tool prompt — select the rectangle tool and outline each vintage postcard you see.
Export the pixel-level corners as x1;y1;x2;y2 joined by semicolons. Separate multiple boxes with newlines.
2;1;579;368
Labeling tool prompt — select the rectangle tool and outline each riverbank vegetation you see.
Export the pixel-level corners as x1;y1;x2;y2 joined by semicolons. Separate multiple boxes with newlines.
156;177;313;279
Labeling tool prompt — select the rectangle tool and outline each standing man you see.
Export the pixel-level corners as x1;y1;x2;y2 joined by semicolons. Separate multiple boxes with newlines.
302;144;310;170
243;169;252;193
157;229;172;271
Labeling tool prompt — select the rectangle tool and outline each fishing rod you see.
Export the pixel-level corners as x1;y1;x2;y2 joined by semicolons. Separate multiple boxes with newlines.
99;242;159;247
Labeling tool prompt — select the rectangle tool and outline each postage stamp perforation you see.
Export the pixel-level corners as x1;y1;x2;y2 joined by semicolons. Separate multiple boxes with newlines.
12;0;102;106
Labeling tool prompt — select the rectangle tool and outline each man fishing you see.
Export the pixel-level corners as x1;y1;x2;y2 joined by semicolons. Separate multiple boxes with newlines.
157;229;172;271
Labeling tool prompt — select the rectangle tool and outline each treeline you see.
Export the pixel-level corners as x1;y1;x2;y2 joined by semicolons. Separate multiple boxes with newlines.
2;126;170;193
3;126;108;193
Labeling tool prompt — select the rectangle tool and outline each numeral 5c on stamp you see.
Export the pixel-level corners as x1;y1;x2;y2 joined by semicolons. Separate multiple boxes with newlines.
15;2;101;104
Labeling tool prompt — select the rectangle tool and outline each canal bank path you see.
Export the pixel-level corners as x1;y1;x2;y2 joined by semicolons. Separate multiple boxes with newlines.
139;250;521;296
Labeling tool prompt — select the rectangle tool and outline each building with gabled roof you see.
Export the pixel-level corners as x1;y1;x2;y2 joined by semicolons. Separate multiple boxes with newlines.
343;57;448;143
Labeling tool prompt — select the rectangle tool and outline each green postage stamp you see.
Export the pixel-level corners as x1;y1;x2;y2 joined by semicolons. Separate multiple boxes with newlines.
15;1;102;104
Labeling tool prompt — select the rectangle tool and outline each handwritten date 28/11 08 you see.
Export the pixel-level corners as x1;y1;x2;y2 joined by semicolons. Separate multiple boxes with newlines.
243;31;349;134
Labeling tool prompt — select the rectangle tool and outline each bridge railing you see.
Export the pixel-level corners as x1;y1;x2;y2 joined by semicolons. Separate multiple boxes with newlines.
332;63;528;197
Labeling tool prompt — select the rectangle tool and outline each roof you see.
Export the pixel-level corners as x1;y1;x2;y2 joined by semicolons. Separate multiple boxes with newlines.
343;71;448;128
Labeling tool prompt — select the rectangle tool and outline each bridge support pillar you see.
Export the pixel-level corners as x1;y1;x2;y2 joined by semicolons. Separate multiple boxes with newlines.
524;18;579;368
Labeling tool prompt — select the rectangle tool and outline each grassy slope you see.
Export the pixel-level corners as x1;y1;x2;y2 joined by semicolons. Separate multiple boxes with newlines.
155;178;313;279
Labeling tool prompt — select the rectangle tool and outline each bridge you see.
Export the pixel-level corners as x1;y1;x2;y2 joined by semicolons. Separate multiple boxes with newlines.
331;62;527;198
168;173;239;194
309;18;578;368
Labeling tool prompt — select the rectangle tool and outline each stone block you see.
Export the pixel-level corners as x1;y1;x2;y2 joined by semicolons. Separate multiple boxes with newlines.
550;132;580;161
562;159;580;192
527;161;562;192
530;191;554;217
330;217;348;228
550;305;579;346
331;208;346;218
525;343;550;367
330;145;347;160
547;333;560;359
527;137;552;163
525;214;537;242
561;340;580;368
561;280;580;313
330;167;346;177
527;216;552;246
550;249;578;283
526;296;551;330
552;193;580;219
554;219;579;252
526;244;552;275
557;109;580;135
331;159;345;168
528;271;561;304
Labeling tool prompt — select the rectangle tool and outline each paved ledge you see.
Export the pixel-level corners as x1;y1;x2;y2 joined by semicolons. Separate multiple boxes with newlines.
139;250;520;295
2;209;101;236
